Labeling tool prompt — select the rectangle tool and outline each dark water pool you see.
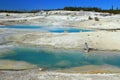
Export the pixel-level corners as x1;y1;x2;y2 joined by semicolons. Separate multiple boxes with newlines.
0;25;93;33
0;46;120;70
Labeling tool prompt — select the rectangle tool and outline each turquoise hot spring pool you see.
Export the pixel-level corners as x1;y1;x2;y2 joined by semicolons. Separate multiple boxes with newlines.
0;25;93;33
1;45;120;70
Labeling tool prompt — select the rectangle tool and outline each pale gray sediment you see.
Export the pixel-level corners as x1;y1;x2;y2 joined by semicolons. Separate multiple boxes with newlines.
0;70;120;80
1;11;120;51
5;31;120;51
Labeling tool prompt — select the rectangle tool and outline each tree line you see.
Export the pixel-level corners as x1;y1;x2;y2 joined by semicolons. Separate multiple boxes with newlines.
0;10;42;13
63;6;120;14
0;6;120;14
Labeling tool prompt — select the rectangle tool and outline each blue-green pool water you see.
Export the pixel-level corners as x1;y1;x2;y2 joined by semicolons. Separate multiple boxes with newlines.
0;46;120;70
0;25;93;33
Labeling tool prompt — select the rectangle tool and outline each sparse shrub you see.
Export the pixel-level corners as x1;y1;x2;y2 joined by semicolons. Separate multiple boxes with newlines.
6;14;10;16
88;16;93;20
94;17;99;21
